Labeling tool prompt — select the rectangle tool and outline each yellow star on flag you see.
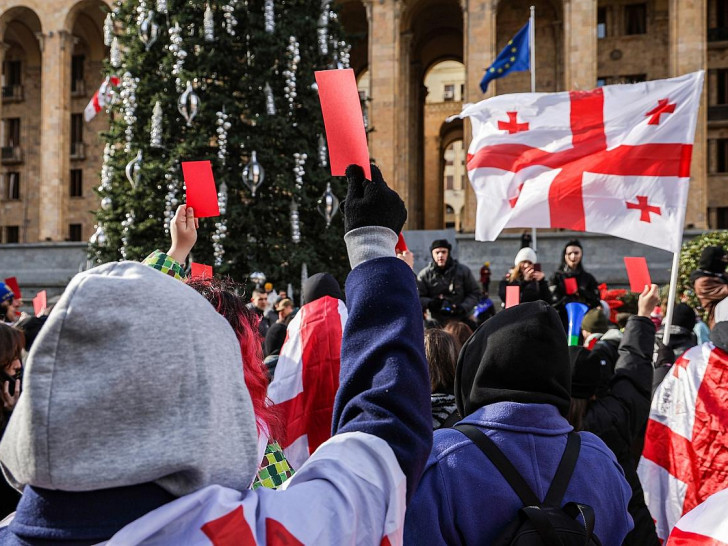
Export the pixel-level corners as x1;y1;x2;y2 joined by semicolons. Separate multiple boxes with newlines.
498;68;503;73
510;56;516;62
511;47;517;52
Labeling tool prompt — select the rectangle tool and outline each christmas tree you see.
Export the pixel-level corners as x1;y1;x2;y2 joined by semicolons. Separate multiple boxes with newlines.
90;0;352;293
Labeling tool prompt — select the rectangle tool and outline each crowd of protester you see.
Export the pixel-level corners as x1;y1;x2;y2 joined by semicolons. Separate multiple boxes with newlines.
0;163;726;544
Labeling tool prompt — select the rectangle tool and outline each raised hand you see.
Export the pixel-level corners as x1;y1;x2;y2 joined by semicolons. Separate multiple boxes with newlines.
343;164;407;235
168;204;198;265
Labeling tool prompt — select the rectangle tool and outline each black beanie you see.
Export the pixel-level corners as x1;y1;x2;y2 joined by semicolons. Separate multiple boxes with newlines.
672;303;697;331
698;246;727;274
455;300;572;417
301;272;343;305
430;239;452;252
568;347;602;399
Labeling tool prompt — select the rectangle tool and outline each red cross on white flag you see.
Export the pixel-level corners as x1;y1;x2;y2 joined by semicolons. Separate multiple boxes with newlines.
458;72;704;252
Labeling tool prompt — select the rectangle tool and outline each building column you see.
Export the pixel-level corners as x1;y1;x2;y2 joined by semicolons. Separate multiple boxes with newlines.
0;43;8;137
367;0;403;204
563;0;598;91
461;0;496;232
38;30;71;241
670;0;707;229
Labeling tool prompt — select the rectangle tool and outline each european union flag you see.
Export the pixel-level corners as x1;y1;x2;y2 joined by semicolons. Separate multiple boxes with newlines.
480;21;530;93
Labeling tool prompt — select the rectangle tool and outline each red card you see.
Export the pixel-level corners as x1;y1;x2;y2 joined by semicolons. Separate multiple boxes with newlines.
33;290;46;317
624;257;652;293
505;285;520;309
564;277;578;295
182;161;220;218
315;69;371;179
4;277;20;299
395;233;408;253
190;262;213;279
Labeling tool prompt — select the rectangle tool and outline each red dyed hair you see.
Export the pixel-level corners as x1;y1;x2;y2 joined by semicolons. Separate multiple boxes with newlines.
186;277;282;442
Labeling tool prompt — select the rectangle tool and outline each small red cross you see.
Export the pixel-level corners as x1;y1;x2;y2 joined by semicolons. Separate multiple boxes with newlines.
646;98;676;125
626;195;662;222
498;112;529;134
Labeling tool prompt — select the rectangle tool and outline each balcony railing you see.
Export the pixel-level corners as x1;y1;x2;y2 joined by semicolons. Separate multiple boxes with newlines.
708;27;728;42
1;85;24;102
70;142;85;160
1;146;23;164
709;105;728;121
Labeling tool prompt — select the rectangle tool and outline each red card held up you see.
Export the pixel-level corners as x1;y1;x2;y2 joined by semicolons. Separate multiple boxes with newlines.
190;262;213;279
315;69;371;179
564;277;578;295
182;161;220;218
395;233;408;253
4;277;20;299
33;290;46;317
624;257;652;293
505;285;520;309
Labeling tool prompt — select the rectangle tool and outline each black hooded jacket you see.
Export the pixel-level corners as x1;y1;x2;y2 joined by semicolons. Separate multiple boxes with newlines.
580;315;659;545
549;241;601;316
417;257;481;322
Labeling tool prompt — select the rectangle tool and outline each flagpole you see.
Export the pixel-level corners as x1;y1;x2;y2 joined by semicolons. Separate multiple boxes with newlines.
662;250;681;346
529;5;538;252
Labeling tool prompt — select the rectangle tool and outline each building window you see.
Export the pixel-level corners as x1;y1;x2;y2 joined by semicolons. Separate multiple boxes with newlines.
2;60;21;86
71;55;85;95
443;84;455;101
597;7;607;39
446;175;454;190
621;74;647;84
717;69;728;104
717;207;728;229
4;226;19;243
596;78;607;87
70;169;83;197
70;114;84;158
3;118;20;147
625;4;647;35
69;223;83;242
717;138;728;172
4;171;19;200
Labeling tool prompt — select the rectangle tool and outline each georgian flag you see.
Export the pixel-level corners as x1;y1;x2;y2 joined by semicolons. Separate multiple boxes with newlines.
267;295;348;470
637;342;728;541
458;71;704;253
87;433;405;545
84;75;120;122
667;488;728;545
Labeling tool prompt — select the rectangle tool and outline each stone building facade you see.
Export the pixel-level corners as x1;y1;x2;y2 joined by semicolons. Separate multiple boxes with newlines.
343;0;718;232
0;0;107;244
0;0;722;245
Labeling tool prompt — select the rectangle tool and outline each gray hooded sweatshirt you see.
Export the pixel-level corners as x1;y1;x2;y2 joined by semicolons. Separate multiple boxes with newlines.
0;261;259;496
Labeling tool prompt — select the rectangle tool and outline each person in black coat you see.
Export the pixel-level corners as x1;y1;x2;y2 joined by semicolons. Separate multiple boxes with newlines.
498;246;550;308
417;239;481;326
550;239;601;328
567;284;661;546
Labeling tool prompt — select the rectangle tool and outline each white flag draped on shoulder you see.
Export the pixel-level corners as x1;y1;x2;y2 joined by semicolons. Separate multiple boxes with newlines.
457;71;704;253
667;488;728;545
637;342;728;541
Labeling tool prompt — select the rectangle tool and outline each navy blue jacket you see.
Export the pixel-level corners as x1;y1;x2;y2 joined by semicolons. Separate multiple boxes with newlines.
404;401;633;545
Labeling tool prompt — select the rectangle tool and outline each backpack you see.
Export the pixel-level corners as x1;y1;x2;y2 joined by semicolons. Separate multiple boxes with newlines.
454;424;602;546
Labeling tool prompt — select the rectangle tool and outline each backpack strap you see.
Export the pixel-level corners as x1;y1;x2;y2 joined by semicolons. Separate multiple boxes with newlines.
454;424;540;507
562;503;601;546
437;410;462;430
543;433;581;507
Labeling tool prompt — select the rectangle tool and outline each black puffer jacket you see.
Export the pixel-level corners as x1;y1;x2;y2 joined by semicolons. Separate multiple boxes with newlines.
582;316;659;546
498;277;550;307
417;257;481;323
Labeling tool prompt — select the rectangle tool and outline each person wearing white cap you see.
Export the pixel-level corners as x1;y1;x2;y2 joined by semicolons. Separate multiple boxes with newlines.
498;247;550;308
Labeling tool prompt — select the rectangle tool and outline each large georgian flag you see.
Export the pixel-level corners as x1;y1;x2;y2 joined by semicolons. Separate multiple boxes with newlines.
459;72;704;253
267;295;348;470
637;342;728;541
667;488;728;545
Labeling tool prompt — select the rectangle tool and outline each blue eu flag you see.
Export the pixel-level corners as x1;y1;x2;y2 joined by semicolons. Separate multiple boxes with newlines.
480;21;531;93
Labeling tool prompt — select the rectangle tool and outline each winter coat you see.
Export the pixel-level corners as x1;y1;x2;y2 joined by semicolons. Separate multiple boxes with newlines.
690;270;728;328
404;401;633;545
498;276;550;307
581;315;659;545
550;267;600;310
417;258;481;323
590;327;622;397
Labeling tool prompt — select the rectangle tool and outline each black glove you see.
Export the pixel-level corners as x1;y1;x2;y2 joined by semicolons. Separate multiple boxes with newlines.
343;164;407;234
654;338;676;368
428;298;444;312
